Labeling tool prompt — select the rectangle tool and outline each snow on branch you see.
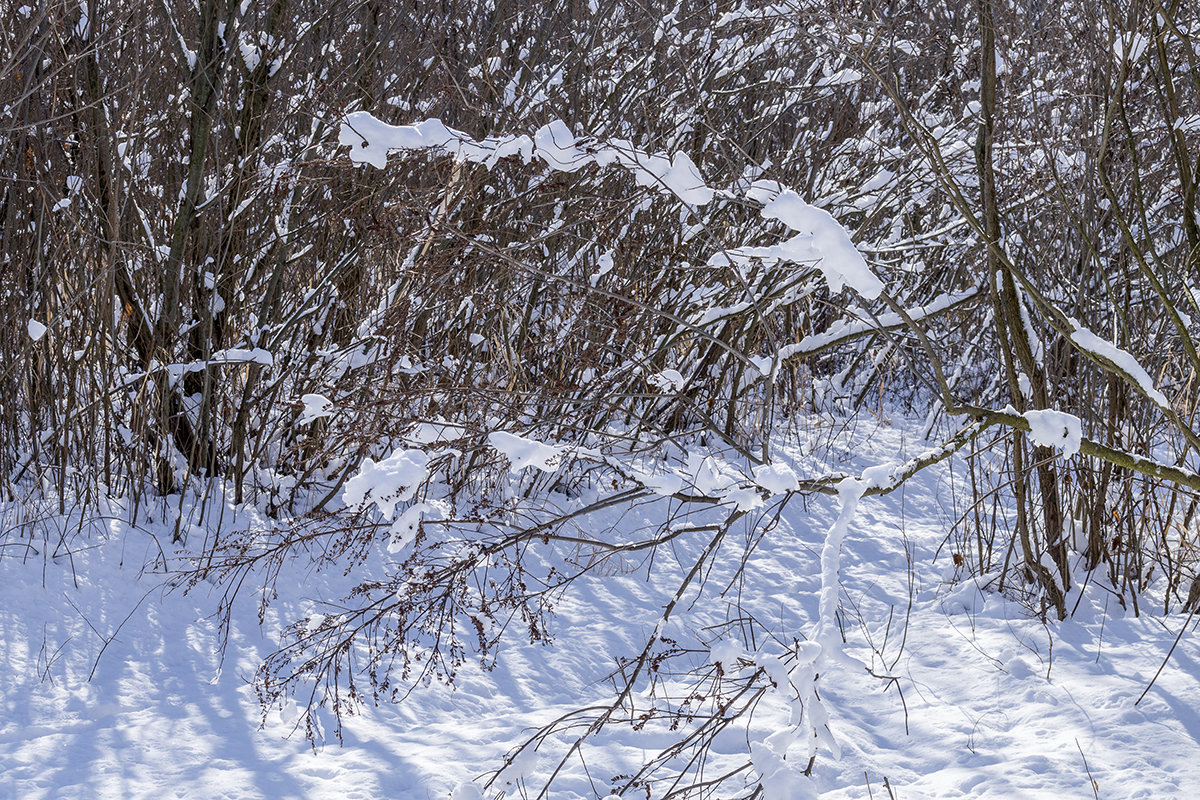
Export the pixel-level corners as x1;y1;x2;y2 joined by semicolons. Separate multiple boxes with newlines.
338;111;712;205
774;286;981;367
487;431;567;473
1068;322;1170;409
974;407;1200;490
338;112;885;300
756;189;883;300
1022;409;1082;457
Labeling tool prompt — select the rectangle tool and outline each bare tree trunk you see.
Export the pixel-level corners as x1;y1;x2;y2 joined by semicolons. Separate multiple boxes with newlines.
976;0;1066;618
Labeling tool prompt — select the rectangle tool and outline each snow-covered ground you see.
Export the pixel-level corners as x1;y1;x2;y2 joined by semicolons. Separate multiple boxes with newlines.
2;415;1198;799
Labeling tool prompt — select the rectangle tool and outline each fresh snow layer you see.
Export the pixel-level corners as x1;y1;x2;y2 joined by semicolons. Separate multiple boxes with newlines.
1023;408;1083;457
487;430;565;473
1069;323;1169;408
296;393;334;425
339;113;884;298
4;416;1200;799
758;190;884;300
339;112;713;206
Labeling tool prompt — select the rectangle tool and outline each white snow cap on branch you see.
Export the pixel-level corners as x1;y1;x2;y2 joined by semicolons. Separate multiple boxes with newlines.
487;431;565;473
1113;33;1149;64
296;393;334;425
775;287;978;365
339;111;712;205
757;190;884;300
340;112;882;298
338;113;531;169
709;638;745;672
647;368;686;392
717;179;883;300
343;448;437;554
753;461;800;495
208;347;274;366
343;448;431;520
1068;322;1169;408
1023;408;1082;458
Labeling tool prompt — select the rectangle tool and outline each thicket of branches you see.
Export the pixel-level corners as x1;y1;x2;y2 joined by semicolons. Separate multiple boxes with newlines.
5;0;1200;796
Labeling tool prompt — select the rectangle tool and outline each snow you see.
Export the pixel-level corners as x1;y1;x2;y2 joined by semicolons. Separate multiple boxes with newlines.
487;430;565;473
52;176;85;212
647;368;686;393
339;115;446;168
1069;323;1169;408
208;347;274;367
296;393;333;425
1023;408;1083;457
640;150;713;206
588;251;615;286
710;638;746;671
342;448;431;519
758;190;883;300
12;5;1200;797
819;477;866;654
74;3;90;40
753;461;800;494
388;502;432;553
634;467;685;497
746;179;787;204
815;68;862;88
531;120;587;172
339;115;882;298
238;34;261;72
752;739;818;800
1113;33;1149;64
6;414;1200;799
404;418;470;446
776;288;979;365
340;111;721;207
